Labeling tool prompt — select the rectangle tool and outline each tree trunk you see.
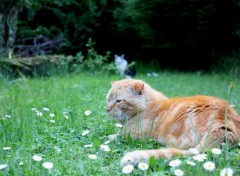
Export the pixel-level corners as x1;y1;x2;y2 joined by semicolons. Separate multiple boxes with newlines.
0;13;5;56
7;6;19;49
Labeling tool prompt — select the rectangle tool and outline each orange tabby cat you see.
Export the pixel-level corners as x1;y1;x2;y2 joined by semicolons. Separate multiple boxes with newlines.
106;79;240;166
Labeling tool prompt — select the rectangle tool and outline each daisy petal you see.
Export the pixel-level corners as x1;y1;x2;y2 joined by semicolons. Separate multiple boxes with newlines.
122;164;134;174
42;162;54;169
0;164;8;170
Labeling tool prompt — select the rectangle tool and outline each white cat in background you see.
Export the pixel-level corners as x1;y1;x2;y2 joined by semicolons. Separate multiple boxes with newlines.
114;54;131;78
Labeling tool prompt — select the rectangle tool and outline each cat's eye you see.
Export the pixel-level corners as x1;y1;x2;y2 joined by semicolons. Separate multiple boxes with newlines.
116;99;122;103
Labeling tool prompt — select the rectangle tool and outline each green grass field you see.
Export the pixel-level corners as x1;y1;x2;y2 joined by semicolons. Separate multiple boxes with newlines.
0;72;240;175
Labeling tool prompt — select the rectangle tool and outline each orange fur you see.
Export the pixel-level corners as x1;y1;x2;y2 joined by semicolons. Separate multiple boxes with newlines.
106;79;240;166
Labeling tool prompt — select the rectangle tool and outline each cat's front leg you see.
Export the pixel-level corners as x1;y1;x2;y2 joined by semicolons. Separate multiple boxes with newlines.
120;119;154;139
120;148;190;166
121;150;151;166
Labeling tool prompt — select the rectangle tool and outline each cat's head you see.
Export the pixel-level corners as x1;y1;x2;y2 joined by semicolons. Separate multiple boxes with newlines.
114;54;125;63
106;79;148;122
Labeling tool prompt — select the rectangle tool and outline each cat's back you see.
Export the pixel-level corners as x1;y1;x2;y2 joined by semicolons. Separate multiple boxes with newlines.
157;95;238;139
159;95;230;118
166;95;226;108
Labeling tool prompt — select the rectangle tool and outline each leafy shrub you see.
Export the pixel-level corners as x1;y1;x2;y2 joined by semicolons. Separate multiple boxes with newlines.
17;0;111;55
113;0;240;70
212;50;240;75
73;38;114;74
4;0;239;71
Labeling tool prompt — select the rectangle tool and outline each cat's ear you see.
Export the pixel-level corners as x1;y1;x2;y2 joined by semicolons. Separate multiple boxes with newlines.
133;82;144;95
111;81;116;86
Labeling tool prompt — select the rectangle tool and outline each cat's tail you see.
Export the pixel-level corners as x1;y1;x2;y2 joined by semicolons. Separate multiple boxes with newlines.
120;147;193;166
228;105;240;142
232;114;240;142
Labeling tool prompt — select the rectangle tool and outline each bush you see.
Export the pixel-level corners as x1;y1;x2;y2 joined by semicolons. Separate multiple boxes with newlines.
17;0;112;55
2;0;240;71
212;50;240;75
75;38;115;74
113;0;240;70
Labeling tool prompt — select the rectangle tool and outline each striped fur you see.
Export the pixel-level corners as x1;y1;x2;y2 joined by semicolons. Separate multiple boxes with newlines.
106;79;240;166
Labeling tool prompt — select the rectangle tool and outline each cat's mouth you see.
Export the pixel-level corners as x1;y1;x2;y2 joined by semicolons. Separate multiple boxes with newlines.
110;113;128;122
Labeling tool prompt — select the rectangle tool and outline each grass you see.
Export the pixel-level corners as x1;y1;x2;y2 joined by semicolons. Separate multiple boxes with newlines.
0;71;240;176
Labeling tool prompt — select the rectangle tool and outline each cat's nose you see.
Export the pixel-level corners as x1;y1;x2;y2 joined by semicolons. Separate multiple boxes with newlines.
106;106;111;113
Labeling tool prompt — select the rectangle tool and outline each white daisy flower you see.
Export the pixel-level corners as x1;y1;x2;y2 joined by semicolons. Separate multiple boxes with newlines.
49;113;55;117
19;161;24;166
122;164;134;174
84;144;93;148
220;168;234;176
115;123;123;128
50;119;55;123
82;130;90;136
211;148;221;155
152;72;158;77
138;162;149;171
63;111;68;114
192;154;207;162
88;154;97;160
32;154;43;162
84;110;91;116
5;115;11;118
174;169;184;176
0;164;8;170
108;134;118;141
203;161;215;171
43;108;49;111
31;108;37;111
186;160;196;166
54;146;62;152
169;159;182;167
42;162;54;169
104;140;111;144
36;111;43;116
100;144;110;152
3;147;11;151
188;148;200;155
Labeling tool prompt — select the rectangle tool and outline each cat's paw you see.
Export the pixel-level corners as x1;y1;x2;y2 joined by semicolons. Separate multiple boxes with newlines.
120;150;150;166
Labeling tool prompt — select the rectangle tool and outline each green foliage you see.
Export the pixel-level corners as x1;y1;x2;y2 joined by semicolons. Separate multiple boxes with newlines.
211;50;240;75
114;0;240;68
1;0;239;72
17;0;111;54
76;38;115;74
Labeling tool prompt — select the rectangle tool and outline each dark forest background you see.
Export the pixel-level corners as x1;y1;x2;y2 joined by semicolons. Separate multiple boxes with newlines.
1;0;240;73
